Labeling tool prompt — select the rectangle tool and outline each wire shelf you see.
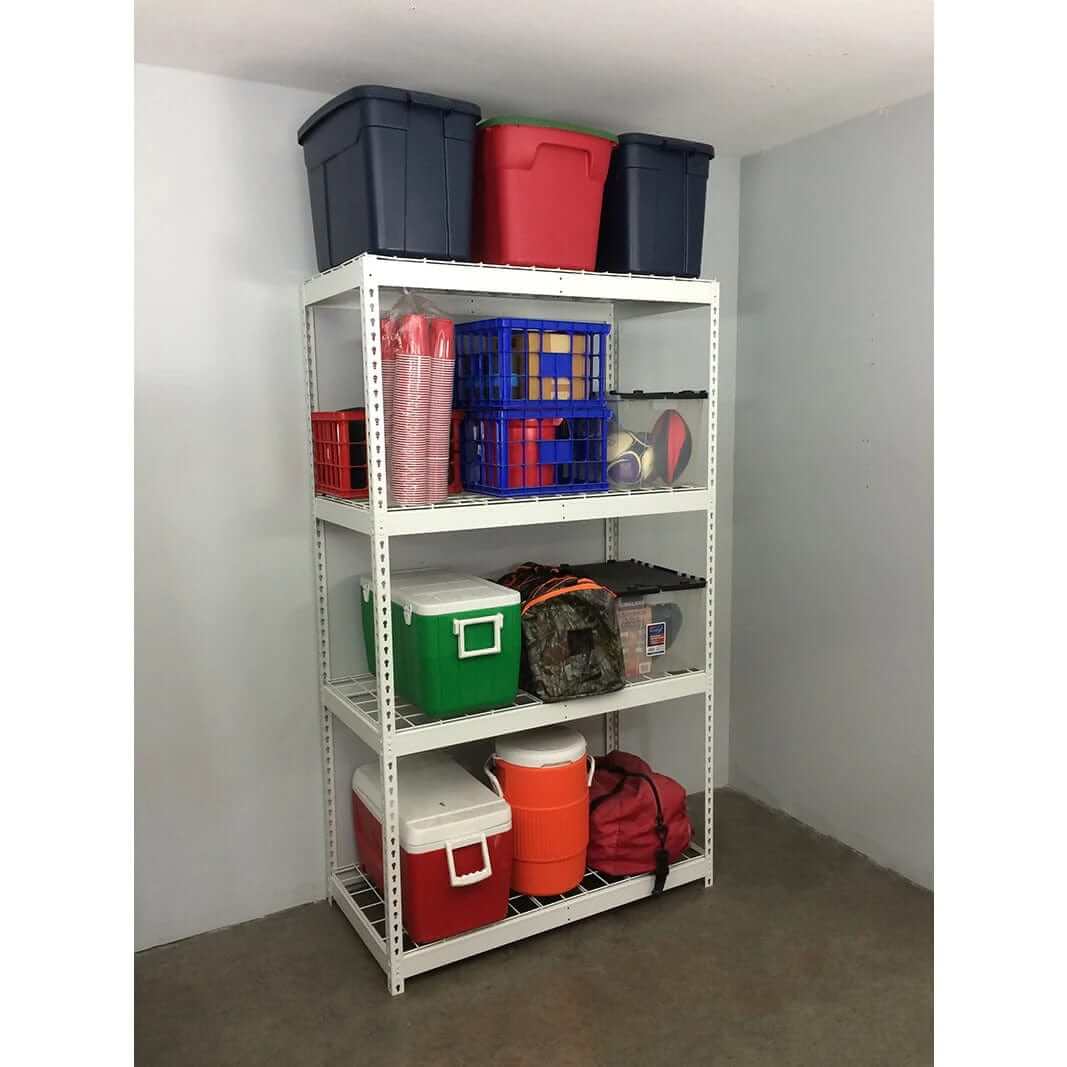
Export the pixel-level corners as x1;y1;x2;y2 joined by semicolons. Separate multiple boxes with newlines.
335;838;706;953
318;482;705;512
315;483;711;537
328;665;703;738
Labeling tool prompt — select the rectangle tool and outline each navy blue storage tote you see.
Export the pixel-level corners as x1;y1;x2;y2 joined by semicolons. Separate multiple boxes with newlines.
297;86;481;271
596;134;715;278
455;318;609;409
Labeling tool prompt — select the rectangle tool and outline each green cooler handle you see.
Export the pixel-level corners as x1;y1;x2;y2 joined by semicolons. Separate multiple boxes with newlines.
452;613;504;659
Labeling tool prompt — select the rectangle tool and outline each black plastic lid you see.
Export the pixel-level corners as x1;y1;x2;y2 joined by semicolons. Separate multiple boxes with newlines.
560;559;706;596
617;132;715;159
611;389;709;400
298;85;481;144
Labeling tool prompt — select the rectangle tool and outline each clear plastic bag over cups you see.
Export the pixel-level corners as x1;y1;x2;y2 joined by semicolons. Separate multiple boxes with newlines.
381;290;456;505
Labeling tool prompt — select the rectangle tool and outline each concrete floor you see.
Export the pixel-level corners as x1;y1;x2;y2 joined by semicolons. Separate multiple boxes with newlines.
136;789;932;1066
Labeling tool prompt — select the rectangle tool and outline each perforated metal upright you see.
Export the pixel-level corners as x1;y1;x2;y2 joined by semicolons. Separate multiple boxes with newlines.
304;259;407;993
603;303;621;755
303;254;719;995
704;285;719;887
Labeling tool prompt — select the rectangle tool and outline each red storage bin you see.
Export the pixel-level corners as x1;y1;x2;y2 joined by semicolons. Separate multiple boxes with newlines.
352;754;513;943
473;118;617;271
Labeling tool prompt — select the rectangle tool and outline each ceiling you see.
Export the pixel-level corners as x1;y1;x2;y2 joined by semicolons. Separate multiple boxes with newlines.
135;0;932;156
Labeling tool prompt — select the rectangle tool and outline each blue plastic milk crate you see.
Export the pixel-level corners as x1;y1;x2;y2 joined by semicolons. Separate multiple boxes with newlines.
454;318;610;409
461;403;612;497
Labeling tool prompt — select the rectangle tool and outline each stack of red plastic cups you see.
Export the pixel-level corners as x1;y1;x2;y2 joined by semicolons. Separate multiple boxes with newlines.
390;314;432;505
427;318;455;502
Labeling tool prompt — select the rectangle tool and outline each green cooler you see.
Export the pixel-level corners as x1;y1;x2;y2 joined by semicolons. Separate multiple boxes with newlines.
360;569;522;717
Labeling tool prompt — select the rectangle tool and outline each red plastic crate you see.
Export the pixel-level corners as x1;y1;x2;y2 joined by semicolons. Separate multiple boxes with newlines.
313;409;464;499
312;410;368;498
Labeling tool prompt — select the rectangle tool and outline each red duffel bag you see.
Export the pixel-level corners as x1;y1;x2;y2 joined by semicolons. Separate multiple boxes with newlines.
588;751;693;895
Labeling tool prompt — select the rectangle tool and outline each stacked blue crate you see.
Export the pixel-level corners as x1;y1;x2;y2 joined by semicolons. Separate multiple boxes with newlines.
455;318;613;496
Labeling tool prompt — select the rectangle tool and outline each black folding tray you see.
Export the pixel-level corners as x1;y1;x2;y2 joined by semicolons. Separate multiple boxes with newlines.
559;558;705;597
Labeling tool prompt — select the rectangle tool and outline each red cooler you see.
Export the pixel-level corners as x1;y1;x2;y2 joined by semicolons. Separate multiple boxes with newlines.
352;753;513;943
473;118;617;271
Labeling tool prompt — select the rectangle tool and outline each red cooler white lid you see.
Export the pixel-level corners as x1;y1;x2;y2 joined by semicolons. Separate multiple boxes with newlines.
353;753;511;854
495;725;587;768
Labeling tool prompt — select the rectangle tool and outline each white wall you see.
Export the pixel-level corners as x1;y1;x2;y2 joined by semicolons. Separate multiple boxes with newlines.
730;95;933;886
135;62;742;948
135;65;331;949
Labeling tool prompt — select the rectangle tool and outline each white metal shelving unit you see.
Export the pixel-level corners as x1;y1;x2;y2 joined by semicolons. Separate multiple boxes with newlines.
303;254;718;995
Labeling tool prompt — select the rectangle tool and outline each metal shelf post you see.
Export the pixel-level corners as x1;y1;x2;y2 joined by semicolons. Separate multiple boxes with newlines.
704;285;719;886
303;302;339;892
604;302;621;755
358;271;406;995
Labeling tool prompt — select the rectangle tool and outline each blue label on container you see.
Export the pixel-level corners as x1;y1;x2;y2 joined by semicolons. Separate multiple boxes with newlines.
646;621;667;656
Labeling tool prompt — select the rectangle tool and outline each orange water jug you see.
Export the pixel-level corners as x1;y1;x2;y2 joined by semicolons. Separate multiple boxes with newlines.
486;726;594;895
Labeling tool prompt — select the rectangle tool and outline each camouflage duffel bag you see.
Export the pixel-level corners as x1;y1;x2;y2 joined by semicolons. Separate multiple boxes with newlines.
497;563;626;702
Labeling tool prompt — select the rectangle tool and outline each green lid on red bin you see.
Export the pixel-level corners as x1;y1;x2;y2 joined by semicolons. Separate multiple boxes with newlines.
478;116;618;143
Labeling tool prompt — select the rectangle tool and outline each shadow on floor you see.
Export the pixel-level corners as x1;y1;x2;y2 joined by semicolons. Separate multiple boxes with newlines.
135;789;932;1067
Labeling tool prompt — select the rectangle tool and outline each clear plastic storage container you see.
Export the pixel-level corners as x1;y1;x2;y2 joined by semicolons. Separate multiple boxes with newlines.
559;559;706;681
607;391;708;489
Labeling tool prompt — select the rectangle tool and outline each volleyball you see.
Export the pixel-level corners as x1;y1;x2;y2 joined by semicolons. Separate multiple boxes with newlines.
607;429;654;487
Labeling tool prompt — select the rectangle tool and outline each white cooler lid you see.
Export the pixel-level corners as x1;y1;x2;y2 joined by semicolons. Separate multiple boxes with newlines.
495;725;587;768
352;753;511;853
359;568;519;616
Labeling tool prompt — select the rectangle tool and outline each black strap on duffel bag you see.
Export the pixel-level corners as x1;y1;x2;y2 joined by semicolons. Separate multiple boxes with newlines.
590;764;671;895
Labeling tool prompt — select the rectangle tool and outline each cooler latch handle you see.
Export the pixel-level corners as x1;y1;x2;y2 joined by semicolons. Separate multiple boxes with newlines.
453;613;503;659
445;834;493;887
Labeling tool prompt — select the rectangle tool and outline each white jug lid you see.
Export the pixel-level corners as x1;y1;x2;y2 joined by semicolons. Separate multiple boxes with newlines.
495;725;586;768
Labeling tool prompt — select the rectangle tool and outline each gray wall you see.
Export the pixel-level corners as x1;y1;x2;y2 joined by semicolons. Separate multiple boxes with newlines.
136;66;330;949
731;94;933;887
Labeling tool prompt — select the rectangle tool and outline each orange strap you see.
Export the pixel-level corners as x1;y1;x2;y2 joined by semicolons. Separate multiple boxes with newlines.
522;579;614;615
